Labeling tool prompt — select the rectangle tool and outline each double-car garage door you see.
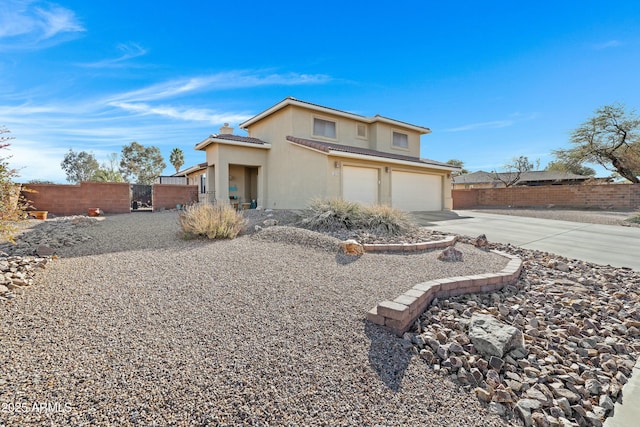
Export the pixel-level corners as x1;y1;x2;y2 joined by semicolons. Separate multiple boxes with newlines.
391;171;442;211
342;166;442;211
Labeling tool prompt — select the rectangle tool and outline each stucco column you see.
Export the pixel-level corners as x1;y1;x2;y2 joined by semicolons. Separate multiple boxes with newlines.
205;165;215;203
256;166;264;209
443;174;453;210
216;161;230;205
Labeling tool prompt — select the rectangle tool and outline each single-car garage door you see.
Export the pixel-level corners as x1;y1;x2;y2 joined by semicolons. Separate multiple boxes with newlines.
392;171;442;211
342;166;378;205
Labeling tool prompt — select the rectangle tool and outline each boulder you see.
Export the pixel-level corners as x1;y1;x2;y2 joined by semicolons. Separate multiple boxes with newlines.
473;234;489;250
341;239;364;256
437;246;463;262
469;314;526;358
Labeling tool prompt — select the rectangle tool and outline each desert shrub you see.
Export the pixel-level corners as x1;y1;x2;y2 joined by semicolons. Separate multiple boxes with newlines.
1;129;33;242
301;198;414;236
301;198;364;232
362;203;414;236
625;211;640;224
179;203;245;239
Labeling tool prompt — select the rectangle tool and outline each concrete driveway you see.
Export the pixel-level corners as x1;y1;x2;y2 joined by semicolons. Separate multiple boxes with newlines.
412;210;640;271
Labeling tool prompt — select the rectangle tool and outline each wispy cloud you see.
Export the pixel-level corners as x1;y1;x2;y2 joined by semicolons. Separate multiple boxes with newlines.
444;120;514;132
1;68;334;182
592;40;621;50
444;112;538;133
107;70;332;103
0;0;85;50
79;42;148;68
110;102;252;124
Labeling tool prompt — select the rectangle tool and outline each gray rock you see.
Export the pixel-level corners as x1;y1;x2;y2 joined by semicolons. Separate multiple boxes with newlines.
598;394;614;411
437;246;463;262
469;314;526;358
584;379;602;396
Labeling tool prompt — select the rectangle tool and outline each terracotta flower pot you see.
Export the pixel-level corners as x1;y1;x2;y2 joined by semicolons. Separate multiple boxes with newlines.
88;208;101;217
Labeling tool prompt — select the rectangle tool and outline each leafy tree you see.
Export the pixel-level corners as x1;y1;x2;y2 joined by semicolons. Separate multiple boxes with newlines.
119;142;166;185
493;156;538;187
169;148;185;174
446;159;469;175
1;127;31;242
553;103;640;183
60;149;99;183
545;160;596;177
93;153;124;182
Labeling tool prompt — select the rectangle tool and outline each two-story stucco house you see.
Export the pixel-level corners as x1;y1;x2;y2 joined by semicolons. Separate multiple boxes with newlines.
193;97;458;211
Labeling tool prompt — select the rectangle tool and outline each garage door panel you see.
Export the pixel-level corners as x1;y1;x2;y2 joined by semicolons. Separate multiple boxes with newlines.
343;166;378;205
392;172;442;211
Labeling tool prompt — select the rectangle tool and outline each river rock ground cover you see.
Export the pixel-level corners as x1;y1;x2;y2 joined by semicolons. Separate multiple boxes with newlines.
0;209;638;426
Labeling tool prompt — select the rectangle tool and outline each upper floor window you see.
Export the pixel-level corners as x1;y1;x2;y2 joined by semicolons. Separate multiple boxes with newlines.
356;123;367;139
313;118;337;139
392;131;408;149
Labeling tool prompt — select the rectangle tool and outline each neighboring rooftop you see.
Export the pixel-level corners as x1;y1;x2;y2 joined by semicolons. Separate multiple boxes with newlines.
453;170;592;185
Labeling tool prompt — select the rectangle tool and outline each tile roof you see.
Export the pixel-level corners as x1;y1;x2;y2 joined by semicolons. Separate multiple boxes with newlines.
452;170;591;184
286;136;453;168
195;133;269;151
209;134;269;145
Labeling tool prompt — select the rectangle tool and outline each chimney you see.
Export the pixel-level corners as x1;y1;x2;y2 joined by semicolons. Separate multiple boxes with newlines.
219;123;234;135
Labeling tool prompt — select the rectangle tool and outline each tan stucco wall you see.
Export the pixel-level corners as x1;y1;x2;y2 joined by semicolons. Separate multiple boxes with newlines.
369;122;421;157
205;144;268;206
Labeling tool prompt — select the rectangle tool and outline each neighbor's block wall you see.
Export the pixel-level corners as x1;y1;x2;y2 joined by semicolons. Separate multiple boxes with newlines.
23;182;130;215
153;184;198;210
453;184;640;210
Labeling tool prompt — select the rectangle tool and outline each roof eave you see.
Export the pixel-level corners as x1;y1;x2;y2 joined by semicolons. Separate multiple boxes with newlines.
239;97;430;133
196;137;271;151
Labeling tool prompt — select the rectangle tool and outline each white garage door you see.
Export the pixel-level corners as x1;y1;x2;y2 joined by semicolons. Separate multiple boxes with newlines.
342;166;378;205
392;171;442;211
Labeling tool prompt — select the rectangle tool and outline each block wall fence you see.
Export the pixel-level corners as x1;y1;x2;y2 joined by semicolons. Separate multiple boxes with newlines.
21;182;198;216
452;184;640;210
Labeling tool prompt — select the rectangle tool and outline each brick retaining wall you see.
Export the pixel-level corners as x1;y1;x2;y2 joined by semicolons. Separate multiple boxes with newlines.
24;182;130;216
453;184;640;210
153;184;199;210
21;182;200;215
367;251;522;336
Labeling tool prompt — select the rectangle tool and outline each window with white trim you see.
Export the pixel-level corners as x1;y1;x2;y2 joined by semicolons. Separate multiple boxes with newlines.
392;131;409;149
313;118;337;139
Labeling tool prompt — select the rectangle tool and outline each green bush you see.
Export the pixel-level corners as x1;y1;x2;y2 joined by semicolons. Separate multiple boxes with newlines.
301;198;414;236
179;203;246;239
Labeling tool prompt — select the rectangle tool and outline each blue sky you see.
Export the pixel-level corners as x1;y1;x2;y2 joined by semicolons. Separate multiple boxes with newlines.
1;0;640;183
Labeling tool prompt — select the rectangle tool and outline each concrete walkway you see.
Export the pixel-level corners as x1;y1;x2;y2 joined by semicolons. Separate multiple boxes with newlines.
412;210;640;426
412;210;640;271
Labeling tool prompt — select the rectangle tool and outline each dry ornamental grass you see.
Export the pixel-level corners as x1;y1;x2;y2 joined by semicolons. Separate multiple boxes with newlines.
178;203;246;239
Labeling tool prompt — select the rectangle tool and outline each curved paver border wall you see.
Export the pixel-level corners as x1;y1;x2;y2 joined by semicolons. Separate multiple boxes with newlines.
362;235;457;253
366;250;522;336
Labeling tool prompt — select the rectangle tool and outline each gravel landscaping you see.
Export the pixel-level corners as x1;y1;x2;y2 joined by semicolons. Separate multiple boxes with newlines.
0;211;511;426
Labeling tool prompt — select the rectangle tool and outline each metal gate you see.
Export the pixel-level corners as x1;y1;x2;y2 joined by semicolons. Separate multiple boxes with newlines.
130;184;152;211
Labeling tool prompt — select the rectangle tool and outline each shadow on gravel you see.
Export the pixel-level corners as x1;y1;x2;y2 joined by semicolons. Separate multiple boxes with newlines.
365;321;412;392
410;211;472;227
335;253;361;265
